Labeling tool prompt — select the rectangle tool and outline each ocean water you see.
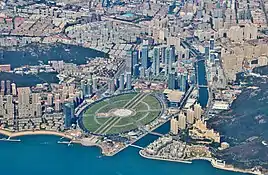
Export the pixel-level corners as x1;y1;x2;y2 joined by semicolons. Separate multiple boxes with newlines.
0;134;246;175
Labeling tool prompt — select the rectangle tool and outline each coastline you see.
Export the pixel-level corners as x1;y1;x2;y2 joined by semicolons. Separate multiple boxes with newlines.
139;150;263;175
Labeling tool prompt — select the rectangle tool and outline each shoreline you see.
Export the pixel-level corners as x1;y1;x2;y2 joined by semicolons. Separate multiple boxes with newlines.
139;150;263;175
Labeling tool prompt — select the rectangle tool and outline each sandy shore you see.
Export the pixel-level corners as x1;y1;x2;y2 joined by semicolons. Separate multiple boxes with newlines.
0;129;74;140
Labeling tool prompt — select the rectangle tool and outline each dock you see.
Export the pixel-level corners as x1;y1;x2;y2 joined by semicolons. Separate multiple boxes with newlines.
129;144;144;149
57;140;73;146
0;137;21;142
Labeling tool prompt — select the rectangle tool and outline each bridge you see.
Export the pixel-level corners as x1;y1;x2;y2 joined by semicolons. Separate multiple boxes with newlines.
128;144;144;149
148;131;164;137
198;85;208;88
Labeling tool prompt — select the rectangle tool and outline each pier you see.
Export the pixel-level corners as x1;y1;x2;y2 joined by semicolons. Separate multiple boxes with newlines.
129;144;144;149
0;137;21;142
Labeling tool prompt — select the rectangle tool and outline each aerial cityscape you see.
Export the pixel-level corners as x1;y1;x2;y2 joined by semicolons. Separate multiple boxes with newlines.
0;0;268;174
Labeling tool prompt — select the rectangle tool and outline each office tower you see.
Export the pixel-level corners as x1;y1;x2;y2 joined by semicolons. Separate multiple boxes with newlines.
36;103;42;117
165;47;170;76
108;78;115;94
170;45;176;63
92;77;98;91
186;108;195;124
87;83;93;96
140;67;145;78
141;44;148;69
115;78;120;89
69;85;75;95
126;50;133;74
102;0;110;7
161;46;166;63
152;47;160;76
11;83;17;96
54;100;61;112
6;80;11;95
180;73;188;92
205;46;210;59
132;50;139;66
119;74;124;91
194;103;202;120
47;94;53;106
133;64;140;78
1;80;5;95
63;102;74;129
0;95;3;116
209;38;215;50
126;73;132;90
81;80;86;96
178;112;186;130
168;72;176;90
170;117;178;135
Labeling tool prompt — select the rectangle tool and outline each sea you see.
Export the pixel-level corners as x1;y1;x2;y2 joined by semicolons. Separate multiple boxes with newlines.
0;122;246;175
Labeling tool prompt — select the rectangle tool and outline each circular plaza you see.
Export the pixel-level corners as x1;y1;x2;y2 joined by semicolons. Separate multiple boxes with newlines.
80;93;163;135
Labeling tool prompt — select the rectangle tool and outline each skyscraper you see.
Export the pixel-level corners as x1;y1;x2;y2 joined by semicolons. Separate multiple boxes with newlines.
63;102;74;129
152;47;160;76
194;103;202;120
126;73;132;90
132;50;139;66
165;47;170;76
1;80;5;95
119;74;125;91
126;50;133;75
133;64;140;78
81;80;86;96
6;80;11;95
210;38;215;50
170;117;178;135
161;46;166;63
108;78;115;94
11;83;17;96
47;94;53;106
141;45;148;69
168;72;176;90
178;112;186;130
186;108;195;124
180;73;188;92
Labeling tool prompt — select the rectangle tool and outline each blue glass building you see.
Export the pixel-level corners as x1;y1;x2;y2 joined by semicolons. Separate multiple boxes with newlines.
63;102;74;129
168;72;176;90
141;45;148;69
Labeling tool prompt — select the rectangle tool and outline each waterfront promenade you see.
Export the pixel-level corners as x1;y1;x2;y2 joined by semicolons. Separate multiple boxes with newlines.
0;129;74;140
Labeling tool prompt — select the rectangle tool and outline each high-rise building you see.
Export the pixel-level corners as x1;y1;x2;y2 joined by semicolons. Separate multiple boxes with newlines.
140;67;145;78
32;93;40;104
210;38;215;50
5;95;14;119
168;72;176;90
161;46;166;63
63;102;74;129
180;73;188;92
186;108;195;124
119;74;125;91
165;47;170;76
81;80;86;96
36;103;42;117
1;80;5;95
108;78;115;94
17;87;31;118
54;100;61;112
132;50;139;66
133;64;140;78
126;50;133;74
6;80;11;95
178;112;186;130
170;45;176;63
11;83;17;96
92;77;98;91
152;47;160;76
0;95;3;116
47;94;53;106
126;73;132;90
170;117;178;135
141;45;148;69
194;103;202;120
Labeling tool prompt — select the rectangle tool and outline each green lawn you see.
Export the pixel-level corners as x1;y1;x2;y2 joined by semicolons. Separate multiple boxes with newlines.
82;114;100;132
142;95;161;110
97;100;128;113
132;101;149;111
139;111;160;125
